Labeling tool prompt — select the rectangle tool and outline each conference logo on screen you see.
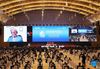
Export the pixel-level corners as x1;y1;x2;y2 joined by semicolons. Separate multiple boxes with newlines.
40;31;45;38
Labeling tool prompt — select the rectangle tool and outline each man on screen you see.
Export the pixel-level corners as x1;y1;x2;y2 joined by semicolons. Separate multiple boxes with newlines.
7;28;23;42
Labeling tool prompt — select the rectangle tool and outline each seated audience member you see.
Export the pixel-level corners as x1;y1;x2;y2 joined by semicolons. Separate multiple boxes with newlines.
77;63;85;69
11;65;19;69
24;61;31;69
49;60;56;69
37;63;43;69
62;62;69;69
49;60;53;68
38;57;42;64
51;62;56;69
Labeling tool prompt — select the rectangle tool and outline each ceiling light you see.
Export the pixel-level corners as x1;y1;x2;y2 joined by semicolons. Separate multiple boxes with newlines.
60;11;63;14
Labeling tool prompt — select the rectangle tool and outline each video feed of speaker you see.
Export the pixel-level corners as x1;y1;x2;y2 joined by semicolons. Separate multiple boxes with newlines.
32;26;70;42
4;26;27;42
70;26;97;42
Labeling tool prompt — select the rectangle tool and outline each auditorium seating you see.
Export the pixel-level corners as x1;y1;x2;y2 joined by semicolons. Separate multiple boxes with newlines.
0;47;100;69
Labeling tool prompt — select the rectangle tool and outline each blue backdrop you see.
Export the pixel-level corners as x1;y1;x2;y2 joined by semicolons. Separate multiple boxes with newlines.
32;26;70;42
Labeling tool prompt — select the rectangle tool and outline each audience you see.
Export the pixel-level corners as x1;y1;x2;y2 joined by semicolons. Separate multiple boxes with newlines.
0;47;99;69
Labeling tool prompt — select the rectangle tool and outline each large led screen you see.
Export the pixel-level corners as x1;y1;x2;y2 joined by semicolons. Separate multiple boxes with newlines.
70;26;97;42
32;26;70;42
4;26;27;42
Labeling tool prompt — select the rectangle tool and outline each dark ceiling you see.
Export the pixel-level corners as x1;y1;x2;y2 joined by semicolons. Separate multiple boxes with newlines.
6;9;91;26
